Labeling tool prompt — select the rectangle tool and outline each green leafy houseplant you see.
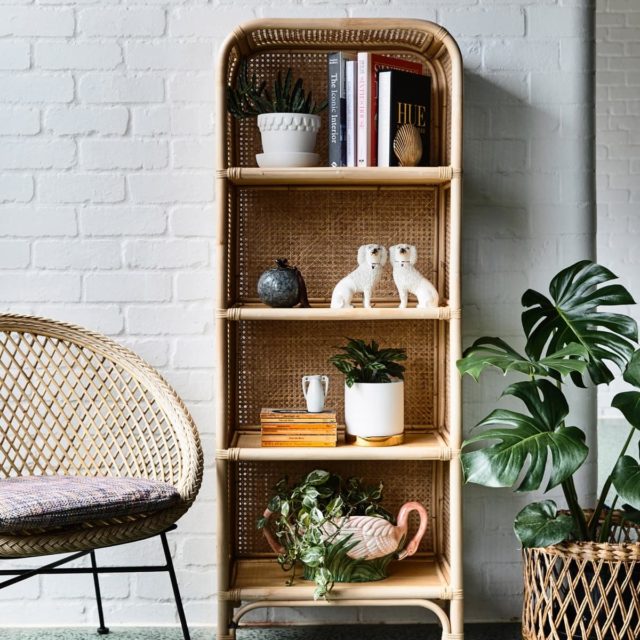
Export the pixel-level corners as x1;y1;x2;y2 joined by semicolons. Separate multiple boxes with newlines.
329;338;407;387
458;260;640;547
227;60;327;119
257;469;393;599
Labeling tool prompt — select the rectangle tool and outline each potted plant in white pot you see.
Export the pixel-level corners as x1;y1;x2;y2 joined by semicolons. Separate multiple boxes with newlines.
458;260;640;640
329;338;407;446
227;60;327;168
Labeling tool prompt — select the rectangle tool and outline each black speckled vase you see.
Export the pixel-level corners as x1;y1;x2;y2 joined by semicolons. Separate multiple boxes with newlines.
257;258;309;308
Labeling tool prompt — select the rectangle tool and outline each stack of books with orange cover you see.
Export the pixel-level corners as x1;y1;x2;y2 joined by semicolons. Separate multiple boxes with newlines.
260;408;337;447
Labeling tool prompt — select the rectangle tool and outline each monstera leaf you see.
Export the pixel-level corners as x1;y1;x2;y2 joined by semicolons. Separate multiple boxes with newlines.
612;451;640;510
521;260;637;386
457;338;588;381
514;500;575;548
461;379;589;492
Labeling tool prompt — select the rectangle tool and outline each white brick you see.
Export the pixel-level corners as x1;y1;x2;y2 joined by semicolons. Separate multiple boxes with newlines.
0;73;74;103
0;7;74;36
0;108;40;135
0;175;33;203
84;273;171;302
34;239;121;269
0;139;75;169
169;6;249;37
164;370;214;401
132;106;170;135
39;173;125;204
45;106;129;135
35;42;122;70
168;73;215;103
531;71;591;104
0;273;80;302
171;138;215;169
125;41;214;70
126;305;211;334
0;241;29;268
0;40;30;69
170;205;215;237
170;106;213;135
79;73;164;104
528;6;589;38
36;304;124;334
172;336;215;368
78;7;165;37
439;8;525;37
484;41;559;71
80;139;168;170
80;206;166;236
0;206;76;235
125;239;209;269
128;173;214;204
121;338;168;367
175;271;215;302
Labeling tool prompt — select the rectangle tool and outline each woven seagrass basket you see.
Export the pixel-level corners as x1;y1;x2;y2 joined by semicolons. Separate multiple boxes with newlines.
522;512;640;640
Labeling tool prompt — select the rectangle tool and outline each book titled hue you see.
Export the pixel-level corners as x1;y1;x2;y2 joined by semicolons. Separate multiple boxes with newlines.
377;69;432;167
357;53;423;167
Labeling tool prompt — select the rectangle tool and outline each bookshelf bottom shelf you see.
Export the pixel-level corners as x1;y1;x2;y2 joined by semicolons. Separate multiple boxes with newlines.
229;558;450;602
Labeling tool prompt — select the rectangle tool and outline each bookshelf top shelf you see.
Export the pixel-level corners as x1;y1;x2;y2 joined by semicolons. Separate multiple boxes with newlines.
221;166;456;186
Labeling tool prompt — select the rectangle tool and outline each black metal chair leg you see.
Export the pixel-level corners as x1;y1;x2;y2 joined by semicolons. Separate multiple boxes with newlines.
160;531;191;640
90;550;110;635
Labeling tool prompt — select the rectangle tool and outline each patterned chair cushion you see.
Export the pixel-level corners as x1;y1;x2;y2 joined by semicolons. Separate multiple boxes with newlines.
0;475;180;532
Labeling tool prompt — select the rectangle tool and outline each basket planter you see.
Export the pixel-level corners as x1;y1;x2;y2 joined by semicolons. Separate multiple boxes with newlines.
522;514;640;640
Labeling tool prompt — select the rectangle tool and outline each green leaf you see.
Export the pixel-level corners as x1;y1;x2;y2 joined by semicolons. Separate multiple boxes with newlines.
457;338;588;381
623;349;640;388
612;391;640;430
514;500;575;548
521;260;637;386
612;454;640;509
300;546;324;567
461;379;589;492
306;469;330;486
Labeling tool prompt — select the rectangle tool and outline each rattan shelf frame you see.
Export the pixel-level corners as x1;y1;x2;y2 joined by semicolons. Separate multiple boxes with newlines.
215;18;463;640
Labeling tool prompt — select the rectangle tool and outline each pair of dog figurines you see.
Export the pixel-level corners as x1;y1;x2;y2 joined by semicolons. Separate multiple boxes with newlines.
331;243;439;309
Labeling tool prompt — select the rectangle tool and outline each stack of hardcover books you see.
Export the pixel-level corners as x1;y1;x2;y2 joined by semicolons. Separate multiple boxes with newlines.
260;408;338;447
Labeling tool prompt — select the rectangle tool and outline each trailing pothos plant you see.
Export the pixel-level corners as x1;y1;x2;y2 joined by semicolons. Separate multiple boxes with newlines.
458;260;640;547
257;469;393;599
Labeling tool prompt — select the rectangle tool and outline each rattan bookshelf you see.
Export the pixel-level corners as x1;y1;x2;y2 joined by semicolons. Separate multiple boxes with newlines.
215;19;463;640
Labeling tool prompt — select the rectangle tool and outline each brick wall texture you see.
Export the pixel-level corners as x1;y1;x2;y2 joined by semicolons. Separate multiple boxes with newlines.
0;0;594;628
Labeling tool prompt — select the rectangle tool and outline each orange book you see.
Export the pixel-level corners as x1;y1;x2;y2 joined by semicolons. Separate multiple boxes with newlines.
260;440;337;448
260;408;337;423
261;424;337;433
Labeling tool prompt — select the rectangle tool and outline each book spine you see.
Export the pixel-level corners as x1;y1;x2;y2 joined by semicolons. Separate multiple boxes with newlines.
262;433;337;441
327;52;340;168
346;60;356;167
338;53;350;167
260;412;337;421
261;424;338;431
260;441;337;448
356;53;369;167
377;71;392;167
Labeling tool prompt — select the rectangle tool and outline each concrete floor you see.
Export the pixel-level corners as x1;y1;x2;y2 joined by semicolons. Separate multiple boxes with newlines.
1;625;521;639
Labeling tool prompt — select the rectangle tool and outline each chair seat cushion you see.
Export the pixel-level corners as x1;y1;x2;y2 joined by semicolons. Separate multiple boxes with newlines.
0;475;180;532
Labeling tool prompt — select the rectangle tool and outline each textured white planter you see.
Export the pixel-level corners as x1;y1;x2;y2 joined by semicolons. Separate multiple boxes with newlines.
257;112;321;154
344;380;404;441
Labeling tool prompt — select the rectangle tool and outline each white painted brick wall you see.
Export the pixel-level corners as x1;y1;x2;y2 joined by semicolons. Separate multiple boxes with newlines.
596;0;640;419
0;0;594;629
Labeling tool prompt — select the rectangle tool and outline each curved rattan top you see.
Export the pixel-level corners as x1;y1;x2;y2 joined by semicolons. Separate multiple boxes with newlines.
0;314;203;557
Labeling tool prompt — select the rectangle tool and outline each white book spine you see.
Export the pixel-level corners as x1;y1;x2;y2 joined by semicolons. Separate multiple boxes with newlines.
377;71;392;167
346;60;356;167
356;52;369;167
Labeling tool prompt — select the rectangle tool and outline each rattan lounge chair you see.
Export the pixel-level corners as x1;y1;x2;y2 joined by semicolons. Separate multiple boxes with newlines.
0;314;203;638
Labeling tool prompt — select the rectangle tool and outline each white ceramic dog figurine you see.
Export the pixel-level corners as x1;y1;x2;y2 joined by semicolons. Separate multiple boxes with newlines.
390;244;439;309
331;244;387;309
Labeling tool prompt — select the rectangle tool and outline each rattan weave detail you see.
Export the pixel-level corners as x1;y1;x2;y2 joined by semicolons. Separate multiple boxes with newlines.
233;460;437;558
0;314;203;558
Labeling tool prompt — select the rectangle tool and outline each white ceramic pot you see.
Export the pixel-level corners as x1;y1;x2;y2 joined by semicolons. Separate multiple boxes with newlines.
257;112;321;154
344;380;404;440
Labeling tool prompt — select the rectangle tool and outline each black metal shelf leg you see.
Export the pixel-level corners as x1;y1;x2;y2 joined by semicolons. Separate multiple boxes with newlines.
90;550;110;635
160;531;191;640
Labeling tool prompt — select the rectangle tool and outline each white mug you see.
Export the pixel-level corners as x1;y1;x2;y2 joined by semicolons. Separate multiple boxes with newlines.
302;375;329;413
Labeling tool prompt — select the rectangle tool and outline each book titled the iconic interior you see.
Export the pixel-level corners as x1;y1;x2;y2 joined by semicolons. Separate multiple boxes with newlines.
377;69;431;167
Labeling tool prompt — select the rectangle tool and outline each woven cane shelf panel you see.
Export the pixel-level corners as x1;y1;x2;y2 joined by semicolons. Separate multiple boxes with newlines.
233;320;438;432
233;188;440;305
232;460;438;558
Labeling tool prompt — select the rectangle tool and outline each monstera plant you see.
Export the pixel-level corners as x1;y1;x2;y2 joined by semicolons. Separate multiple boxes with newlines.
458;260;640;546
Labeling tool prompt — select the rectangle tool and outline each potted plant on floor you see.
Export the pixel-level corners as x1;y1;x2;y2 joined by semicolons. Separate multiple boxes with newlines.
458;260;640;640
258;469;428;599
227;59;327;167
329;338;407;446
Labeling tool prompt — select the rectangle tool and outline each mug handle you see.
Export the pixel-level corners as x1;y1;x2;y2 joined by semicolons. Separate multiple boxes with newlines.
261;508;285;555
321;375;329;398
396;501;428;560
301;376;309;400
